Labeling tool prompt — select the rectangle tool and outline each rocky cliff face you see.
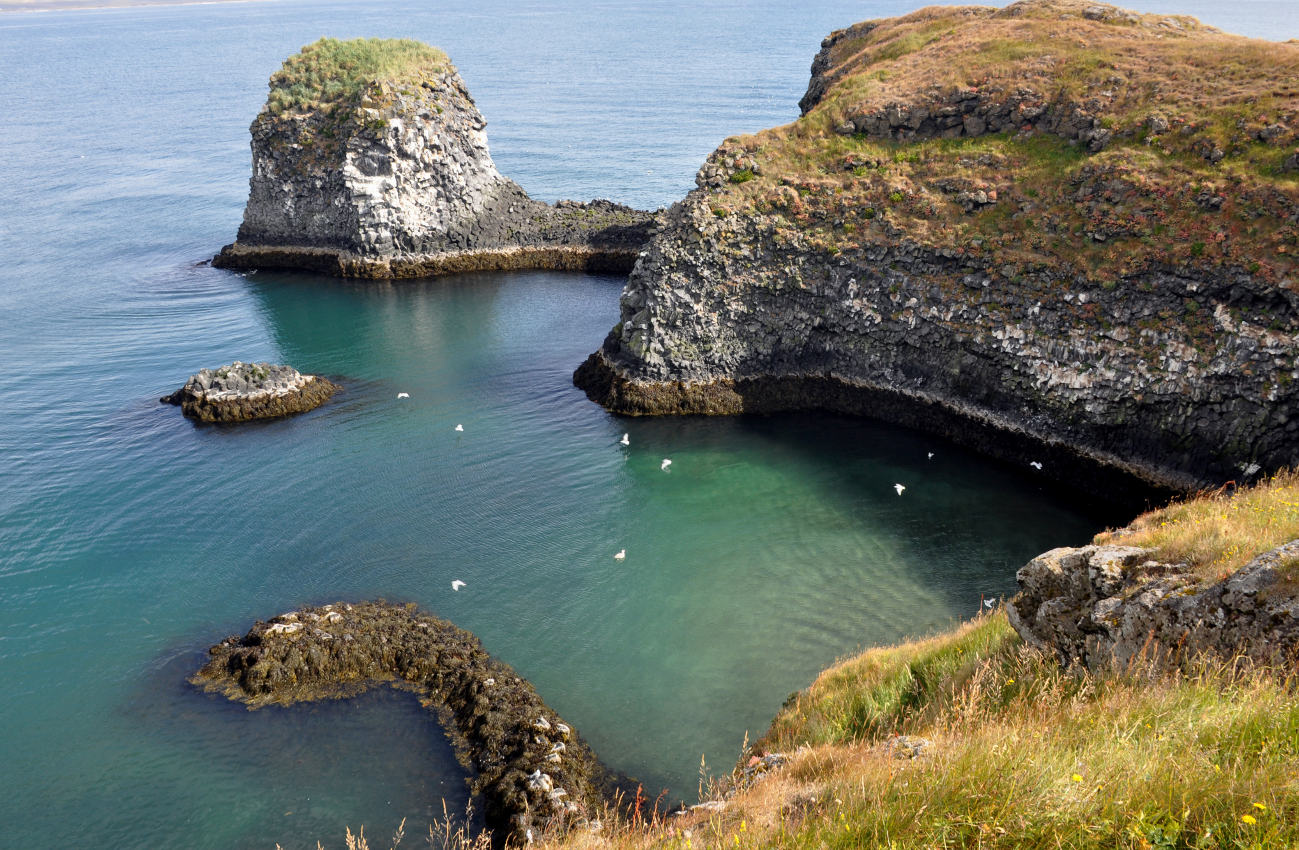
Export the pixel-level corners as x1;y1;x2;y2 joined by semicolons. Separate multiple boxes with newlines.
214;44;655;278
576;1;1299;496
1006;541;1299;671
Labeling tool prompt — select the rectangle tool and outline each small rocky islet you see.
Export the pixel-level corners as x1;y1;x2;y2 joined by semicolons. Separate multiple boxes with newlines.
192;601;627;842
161;361;338;422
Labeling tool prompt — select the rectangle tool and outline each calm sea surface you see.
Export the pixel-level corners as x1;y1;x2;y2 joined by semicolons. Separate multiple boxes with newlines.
2;1;1295;847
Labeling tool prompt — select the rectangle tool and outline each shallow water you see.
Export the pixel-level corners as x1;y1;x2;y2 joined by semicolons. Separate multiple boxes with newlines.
2;1;1296;847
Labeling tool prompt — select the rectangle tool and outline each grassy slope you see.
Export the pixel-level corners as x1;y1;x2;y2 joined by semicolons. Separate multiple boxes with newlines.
707;0;1299;292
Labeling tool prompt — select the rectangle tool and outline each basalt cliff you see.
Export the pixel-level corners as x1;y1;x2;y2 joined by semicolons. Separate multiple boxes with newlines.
576;0;1299;498
214;38;655;278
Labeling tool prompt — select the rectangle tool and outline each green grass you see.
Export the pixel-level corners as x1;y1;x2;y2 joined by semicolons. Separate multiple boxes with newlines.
265;37;448;115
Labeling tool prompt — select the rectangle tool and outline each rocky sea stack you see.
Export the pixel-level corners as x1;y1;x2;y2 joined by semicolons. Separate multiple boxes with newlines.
161;361;338;422
193;601;623;842
576;0;1299;497
213;38;656;278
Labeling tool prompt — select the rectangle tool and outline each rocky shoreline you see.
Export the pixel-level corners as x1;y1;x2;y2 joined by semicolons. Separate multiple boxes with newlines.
212;43;657;279
161;361;339;422
575;2;1299;497
193;601;625;843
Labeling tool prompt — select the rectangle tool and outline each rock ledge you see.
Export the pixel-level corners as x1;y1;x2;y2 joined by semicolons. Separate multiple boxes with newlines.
161;361;339;422
192;601;622;842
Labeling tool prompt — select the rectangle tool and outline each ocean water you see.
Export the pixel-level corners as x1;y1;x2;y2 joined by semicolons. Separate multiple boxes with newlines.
1;1;1295;847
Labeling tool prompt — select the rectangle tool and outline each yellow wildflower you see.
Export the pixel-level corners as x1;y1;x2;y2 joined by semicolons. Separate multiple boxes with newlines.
1253;803;1268;812
1241;814;1257;825
1071;774;1083;783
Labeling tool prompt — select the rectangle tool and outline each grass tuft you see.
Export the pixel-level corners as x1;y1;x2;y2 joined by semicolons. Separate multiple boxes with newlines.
266;37;448;115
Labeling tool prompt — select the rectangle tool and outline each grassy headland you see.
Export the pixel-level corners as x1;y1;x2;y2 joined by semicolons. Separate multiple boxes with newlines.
704;0;1299;290
264;37;448;116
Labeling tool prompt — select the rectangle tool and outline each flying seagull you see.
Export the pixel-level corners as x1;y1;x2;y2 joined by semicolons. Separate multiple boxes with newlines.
983;599;995;608
1029;461;1043;470
455;424;464;432
894;483;906;496
614;549;626;560
396;392;409;399
927;452;934;459
661;458;672;470
451;580;466;591
620;433;630;446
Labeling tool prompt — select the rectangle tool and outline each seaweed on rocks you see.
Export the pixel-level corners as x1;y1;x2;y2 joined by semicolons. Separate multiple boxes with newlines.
191;601;628;843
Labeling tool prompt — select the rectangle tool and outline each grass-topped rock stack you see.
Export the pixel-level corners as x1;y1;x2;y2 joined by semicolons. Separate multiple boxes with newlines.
214;38;655;278
161;361;339;422
192;601;625;843
576;0;1299;498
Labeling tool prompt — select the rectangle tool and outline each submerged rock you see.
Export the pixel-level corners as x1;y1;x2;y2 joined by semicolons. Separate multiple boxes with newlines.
191;600;625;842
161;361;339;422
213;38;657;278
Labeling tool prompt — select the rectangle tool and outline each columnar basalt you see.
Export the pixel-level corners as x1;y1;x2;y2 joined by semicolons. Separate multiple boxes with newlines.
193;601;623;842
161;361;338;422
576;1;1299;498
213;39;655;278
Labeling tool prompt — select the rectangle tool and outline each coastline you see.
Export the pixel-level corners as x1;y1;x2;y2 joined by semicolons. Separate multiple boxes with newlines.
0;0;268;13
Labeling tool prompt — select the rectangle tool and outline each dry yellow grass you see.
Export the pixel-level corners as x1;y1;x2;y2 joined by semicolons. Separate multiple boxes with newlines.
1096;470;1299;576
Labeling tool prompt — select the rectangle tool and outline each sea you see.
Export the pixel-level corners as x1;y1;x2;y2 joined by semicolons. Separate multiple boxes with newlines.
2;1;1295;847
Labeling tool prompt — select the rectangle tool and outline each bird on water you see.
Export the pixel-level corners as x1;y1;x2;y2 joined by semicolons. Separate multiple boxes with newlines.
661;458;672;471
614;549;626;560
620;433;630;446
451;580;466;591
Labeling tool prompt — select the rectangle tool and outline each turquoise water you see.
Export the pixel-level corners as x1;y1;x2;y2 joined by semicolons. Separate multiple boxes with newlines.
3;1;1297;848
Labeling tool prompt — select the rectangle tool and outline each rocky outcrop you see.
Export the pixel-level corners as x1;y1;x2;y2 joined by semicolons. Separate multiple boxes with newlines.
193;601;624;842
575;3;1299;499
161;361;338;422
213;42;655;278
1006;541;1299;671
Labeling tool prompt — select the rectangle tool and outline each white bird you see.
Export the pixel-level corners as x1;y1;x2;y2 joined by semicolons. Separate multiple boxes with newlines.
619;433;630;446
451;579;466;591
614;549;626;560
455;424;464;432
396;392;409;399
983;599;995;608
894;483;906;496
661;458;672;471
1029;461;1043;470
927;452;934;459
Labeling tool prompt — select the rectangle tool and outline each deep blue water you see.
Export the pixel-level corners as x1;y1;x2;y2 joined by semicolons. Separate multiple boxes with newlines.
2;1;1296;847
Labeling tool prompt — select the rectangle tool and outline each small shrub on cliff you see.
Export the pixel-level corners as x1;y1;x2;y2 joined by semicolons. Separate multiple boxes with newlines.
265;37;448;115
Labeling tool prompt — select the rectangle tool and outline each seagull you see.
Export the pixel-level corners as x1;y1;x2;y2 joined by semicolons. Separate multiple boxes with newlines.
983;599;995;608
894;483;906;496
1029;461;1042;470
927;452;934;459
661;458;672;471
451;580;466;591
614;549;625;560
455;424;464;432
396;392;409;399
620;433;630;446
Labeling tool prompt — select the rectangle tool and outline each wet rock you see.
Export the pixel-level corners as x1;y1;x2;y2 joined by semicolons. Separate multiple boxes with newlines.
161;361;339;422
191;601;630;843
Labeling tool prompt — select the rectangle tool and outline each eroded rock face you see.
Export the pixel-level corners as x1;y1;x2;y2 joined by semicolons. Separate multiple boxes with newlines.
213;64;656;278
1005;541;1299;670
192;601;623;842
161;361;339;422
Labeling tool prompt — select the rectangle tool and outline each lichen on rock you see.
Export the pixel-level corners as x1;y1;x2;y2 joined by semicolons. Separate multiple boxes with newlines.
1006;540;1299;671
213;38;657;278
161;361;338;422
192;601;626;842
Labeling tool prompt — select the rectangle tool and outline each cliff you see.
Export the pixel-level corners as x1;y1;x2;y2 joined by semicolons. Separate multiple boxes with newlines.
213;38;655;278
576;0;1299;496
